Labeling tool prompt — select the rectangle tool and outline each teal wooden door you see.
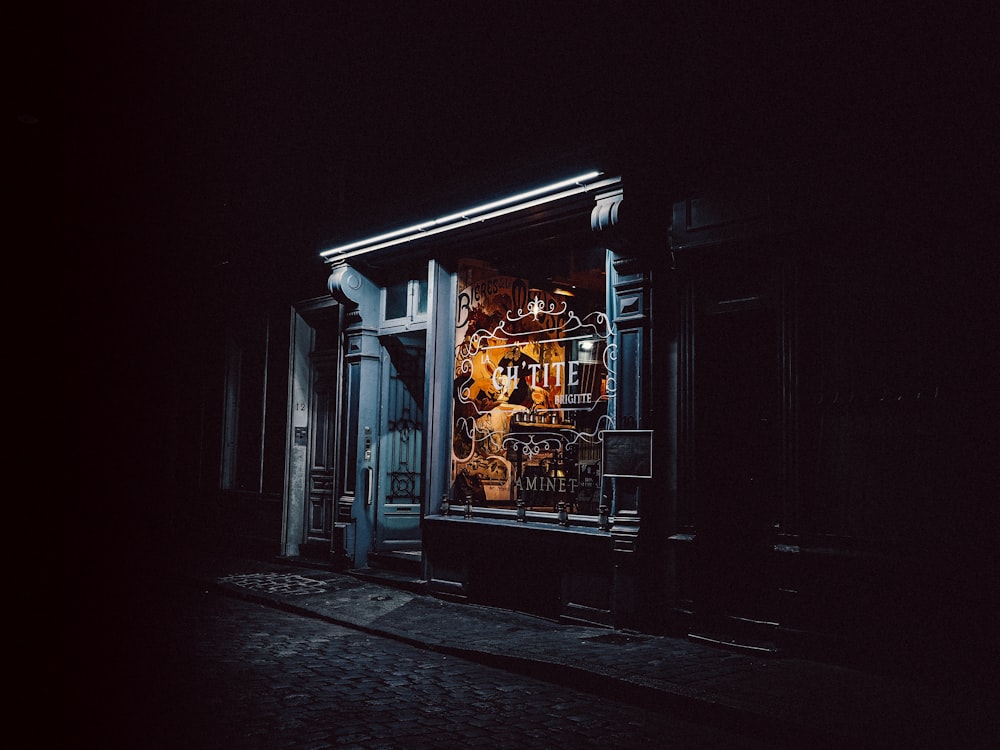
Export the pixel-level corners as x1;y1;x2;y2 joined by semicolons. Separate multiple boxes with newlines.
374;333;425;552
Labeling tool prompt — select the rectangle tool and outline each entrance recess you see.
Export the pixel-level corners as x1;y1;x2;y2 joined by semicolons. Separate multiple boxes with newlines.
693;260;782;624
373;332;426;553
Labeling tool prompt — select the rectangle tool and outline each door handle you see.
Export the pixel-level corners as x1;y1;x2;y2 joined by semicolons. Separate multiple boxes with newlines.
365;466;374;506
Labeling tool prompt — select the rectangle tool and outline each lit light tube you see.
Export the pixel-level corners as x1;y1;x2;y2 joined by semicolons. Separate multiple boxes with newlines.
320;171;615;260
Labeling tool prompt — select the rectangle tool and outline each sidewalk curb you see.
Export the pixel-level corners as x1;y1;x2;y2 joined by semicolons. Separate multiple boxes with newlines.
179;567;854;749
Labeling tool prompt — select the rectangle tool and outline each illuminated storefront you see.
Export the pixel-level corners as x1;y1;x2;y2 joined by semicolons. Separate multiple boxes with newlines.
308;171;645;626
451;262;612;519
283;161;984;659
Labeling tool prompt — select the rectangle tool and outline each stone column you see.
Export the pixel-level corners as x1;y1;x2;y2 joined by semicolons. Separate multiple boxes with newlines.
327;263;382;568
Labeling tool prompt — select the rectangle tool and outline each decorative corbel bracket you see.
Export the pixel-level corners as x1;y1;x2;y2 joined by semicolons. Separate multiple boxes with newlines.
327;262;379;325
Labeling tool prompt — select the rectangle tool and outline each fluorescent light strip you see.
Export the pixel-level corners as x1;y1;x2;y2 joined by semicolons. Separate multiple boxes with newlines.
321;171;609;260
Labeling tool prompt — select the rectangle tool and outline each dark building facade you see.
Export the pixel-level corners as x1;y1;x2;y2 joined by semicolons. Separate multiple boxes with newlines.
63;3;994;696
173;153;992;679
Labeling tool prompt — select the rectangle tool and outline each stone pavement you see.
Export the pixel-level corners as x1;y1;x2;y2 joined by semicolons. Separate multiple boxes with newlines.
151;548;995;749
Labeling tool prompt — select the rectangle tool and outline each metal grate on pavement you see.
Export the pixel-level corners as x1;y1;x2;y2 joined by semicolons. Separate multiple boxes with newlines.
218;571;330;597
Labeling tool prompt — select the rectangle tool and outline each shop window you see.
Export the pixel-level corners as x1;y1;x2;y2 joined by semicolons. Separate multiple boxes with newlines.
451;247;612;517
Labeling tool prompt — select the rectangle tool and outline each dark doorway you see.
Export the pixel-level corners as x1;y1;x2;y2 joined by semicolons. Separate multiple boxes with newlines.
693;274;782;622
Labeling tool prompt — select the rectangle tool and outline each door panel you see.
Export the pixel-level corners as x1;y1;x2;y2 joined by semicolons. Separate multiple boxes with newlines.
694;291;782;620
307;359;339;541
375;333;425;552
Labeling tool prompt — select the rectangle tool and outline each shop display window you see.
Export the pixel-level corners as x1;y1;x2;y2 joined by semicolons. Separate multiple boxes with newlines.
451;247;613;516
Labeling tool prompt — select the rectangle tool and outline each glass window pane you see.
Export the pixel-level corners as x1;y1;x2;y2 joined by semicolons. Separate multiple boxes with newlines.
450;247;610;516
385;279;409;320
415;279;428;316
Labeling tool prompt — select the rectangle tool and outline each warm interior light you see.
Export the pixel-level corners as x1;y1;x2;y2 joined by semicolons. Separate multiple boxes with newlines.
321;171;614;260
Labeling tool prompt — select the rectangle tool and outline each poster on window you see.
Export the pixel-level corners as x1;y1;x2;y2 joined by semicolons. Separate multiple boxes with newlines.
451;268;614;514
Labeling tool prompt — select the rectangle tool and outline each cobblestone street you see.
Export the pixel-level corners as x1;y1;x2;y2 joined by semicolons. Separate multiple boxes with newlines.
98;579;784;749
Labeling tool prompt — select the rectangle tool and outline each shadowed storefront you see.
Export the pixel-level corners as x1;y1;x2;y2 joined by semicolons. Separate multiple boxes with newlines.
265;162;993;673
